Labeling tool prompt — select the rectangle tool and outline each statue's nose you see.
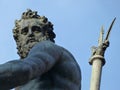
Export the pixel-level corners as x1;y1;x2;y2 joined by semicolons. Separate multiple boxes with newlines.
28;28;34;37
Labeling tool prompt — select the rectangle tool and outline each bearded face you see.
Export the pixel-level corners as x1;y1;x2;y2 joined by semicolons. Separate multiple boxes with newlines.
17;19;47;58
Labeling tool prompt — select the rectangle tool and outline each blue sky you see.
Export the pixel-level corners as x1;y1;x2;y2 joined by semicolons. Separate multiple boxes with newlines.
0;0;120;90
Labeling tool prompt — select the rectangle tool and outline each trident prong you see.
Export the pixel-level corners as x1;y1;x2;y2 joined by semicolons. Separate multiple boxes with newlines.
104;18;116;42
98;26;104;46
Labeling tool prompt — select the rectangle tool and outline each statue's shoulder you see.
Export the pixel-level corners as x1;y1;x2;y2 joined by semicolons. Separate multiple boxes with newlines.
35;40;61;50
28;40;62;55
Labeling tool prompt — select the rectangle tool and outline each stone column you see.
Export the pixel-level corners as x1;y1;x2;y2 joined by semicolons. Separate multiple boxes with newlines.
89;55;105;90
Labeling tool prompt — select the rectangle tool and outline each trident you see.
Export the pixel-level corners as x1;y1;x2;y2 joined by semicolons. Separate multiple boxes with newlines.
89;18;116;90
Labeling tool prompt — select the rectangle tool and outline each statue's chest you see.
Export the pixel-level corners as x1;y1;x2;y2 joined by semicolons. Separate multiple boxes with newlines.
18;74;54;90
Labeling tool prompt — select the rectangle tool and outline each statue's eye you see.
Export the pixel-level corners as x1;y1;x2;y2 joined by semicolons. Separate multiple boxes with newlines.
21;27;28;35
32;26;41;33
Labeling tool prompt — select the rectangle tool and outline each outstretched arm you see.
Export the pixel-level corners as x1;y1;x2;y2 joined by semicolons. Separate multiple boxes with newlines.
0;41;61;89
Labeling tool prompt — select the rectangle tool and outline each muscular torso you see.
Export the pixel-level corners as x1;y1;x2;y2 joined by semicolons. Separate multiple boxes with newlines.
18;65;80;90
0;41;81;90
16;45;81;90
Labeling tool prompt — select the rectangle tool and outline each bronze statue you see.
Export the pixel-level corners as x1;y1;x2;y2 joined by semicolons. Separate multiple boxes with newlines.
0;9;81;90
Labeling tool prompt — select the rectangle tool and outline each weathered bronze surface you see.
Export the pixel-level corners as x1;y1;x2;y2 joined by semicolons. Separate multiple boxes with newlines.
0;9;81;90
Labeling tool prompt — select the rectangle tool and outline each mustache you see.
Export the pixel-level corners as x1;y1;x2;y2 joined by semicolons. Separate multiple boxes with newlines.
26;38;38;44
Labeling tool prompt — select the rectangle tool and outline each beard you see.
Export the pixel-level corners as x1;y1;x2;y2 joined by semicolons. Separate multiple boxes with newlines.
17;36;48;59
19;42;37;59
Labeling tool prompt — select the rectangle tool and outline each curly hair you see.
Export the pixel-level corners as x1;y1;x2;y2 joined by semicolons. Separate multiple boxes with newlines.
13;9;56;43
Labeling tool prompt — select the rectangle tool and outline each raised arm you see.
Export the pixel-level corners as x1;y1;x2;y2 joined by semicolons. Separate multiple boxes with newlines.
0;41;62;89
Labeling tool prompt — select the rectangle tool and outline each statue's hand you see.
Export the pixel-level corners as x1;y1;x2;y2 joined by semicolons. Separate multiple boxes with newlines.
91;40;109;56
103;40;109;49
91;46;97;56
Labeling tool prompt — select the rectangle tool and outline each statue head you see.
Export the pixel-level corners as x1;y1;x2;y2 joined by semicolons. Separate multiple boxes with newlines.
13;9;56;58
